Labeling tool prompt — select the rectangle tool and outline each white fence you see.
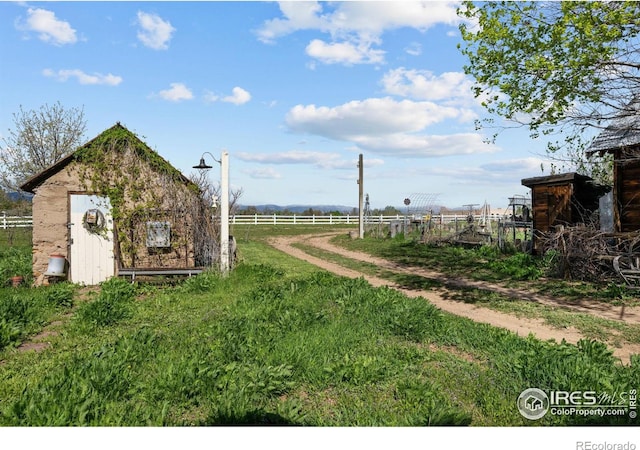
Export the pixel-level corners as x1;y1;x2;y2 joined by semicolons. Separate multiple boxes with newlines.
230;213;504;225
1;213;33;229
0;213;506;229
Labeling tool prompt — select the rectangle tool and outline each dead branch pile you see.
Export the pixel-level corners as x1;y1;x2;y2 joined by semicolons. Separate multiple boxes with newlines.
537;225;640;282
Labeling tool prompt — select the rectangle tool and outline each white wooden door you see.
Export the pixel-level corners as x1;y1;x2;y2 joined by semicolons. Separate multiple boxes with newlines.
69;194;115;285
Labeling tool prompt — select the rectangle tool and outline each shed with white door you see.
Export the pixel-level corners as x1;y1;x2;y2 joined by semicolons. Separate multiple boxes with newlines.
20;123;216;285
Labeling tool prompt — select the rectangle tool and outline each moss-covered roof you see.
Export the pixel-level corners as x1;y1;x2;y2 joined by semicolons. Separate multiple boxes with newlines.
20;122;195;193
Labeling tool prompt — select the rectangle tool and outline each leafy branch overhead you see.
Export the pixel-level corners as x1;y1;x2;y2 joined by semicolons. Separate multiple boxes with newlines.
457;1;640;181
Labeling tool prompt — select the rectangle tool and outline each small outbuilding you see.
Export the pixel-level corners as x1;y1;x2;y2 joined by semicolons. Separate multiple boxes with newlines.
521;172;610;251
586;98;640;232
20;123;215;285
521;172;609;232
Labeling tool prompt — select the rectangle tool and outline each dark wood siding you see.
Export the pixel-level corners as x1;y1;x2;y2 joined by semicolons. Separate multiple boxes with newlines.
618;157;640;232
531;184;573;232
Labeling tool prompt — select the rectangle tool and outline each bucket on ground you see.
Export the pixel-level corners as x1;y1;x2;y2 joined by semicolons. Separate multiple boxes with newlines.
45;254;67;277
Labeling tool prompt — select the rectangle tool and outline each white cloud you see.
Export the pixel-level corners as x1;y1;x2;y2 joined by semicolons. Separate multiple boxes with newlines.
243;167;282;179
479;157;548;173
381;68;476;104
136;11;175;50
286;97;465;139
203;90;219;103
285;96;494;157
19;8;77;45
306;39;385;65
237;150;340;167
256;1;465;65
356;133;498;157
155;83;193;102
222;87;252;105
255;2;325;44
205;87;251;105
258;1;462;43
43;68;122;86
236;150;384;170
404;42;422;56
384;157;547;184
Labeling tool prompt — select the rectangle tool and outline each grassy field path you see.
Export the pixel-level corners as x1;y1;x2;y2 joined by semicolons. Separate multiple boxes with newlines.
268;232;640;364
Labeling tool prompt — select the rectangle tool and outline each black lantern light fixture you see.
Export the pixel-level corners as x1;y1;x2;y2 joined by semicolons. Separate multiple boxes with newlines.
193;151;220;170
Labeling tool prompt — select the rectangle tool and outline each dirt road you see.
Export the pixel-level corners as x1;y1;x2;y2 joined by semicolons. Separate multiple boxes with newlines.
267;232;640;364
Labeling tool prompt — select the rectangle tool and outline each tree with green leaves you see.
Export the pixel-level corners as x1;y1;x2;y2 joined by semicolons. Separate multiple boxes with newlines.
0;101;87;191
457;1;640;183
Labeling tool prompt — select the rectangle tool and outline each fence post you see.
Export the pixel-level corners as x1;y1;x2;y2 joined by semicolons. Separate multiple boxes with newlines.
312;215;315;225
273;213;277;225
293;214;296;225
254;214;258;225
1;211;5;230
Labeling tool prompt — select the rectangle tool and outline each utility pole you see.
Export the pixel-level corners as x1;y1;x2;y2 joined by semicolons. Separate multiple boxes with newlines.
358;153;364;239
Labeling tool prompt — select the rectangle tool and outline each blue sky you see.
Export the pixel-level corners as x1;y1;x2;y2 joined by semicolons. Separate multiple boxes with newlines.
0;1;554;210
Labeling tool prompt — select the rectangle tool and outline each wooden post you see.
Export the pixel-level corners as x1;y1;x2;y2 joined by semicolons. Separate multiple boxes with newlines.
358;153;364;239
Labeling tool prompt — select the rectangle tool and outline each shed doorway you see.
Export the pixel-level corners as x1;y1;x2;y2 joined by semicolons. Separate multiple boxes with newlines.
69;194;115;285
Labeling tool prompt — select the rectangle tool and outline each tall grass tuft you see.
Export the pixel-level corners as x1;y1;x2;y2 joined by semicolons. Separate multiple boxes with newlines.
0;247;32;286
0;283;76;350
73;278;137;330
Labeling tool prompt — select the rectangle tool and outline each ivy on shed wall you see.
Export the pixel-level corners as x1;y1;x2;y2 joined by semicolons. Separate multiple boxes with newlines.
69;123;214;268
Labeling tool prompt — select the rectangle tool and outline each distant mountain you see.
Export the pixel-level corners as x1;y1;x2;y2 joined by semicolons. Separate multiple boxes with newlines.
238;204;356;214
4;191;33;202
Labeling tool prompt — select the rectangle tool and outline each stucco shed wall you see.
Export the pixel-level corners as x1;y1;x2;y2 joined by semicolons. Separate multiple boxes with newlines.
31;164;87;285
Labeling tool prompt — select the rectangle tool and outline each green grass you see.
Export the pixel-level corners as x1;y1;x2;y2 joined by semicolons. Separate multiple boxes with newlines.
236;239;320;278
0;246;33;287
232;223;356;240
0;225;639;426
0;282;75;350
292;239;640;348
0;227;31;250
0;263;638;425
332;234;640;305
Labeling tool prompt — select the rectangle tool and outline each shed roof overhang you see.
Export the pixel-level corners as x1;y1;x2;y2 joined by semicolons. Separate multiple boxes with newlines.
521;172;591;188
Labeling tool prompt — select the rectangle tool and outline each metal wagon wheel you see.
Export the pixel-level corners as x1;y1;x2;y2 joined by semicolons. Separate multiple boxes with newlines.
613;234;640;288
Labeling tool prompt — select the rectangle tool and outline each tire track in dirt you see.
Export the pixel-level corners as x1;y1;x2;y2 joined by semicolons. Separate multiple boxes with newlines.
306;233;640;325
267;233;640;364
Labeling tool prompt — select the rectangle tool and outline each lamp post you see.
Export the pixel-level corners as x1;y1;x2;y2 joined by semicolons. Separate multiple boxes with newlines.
193;150;230;276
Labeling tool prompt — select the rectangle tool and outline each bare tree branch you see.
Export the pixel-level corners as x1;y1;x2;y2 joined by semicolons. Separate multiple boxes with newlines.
0;101;86;191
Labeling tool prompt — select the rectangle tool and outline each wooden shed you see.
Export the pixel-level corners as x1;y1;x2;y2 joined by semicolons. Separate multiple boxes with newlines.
586;99;640;232
521;173;609;248
20;123;215;285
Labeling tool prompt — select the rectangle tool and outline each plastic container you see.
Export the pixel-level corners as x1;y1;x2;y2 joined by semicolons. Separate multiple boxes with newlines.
45;254;66;276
